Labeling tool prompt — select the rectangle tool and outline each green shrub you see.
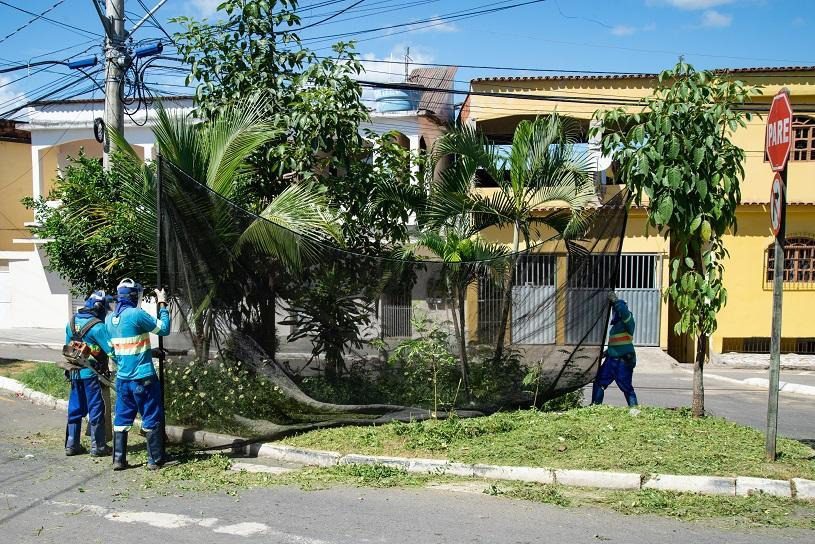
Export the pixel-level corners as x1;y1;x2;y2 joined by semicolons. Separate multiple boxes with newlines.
163;358;293;431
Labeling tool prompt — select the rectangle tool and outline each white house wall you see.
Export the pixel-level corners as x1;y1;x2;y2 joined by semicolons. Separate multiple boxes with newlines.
0;249;71;329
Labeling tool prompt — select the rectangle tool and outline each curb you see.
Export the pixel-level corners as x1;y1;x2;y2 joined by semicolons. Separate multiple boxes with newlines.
674;367;815;397
1;376;813;501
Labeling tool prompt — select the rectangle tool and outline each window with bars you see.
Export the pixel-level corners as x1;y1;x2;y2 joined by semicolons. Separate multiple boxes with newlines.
792;116;815;161
765;116;815;162
766;237;815;284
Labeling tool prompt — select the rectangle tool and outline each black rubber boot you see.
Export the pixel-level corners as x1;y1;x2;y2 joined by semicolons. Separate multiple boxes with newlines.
65;422;86;456
112;431;128;471
145;430;164;470
89;422;111;457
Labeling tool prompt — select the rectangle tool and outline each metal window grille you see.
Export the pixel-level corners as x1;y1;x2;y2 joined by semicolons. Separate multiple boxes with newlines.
723;337;815;355
765;236;815;289
382;289;412;338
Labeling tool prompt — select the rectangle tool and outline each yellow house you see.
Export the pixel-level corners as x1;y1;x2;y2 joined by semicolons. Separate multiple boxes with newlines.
462;66;815;362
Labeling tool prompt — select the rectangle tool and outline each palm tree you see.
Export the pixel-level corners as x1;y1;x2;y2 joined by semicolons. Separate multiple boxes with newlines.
427;114;597;360
415;220;509;401
106;96;340;357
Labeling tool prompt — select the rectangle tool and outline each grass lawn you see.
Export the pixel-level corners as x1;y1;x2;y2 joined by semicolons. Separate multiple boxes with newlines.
282;406;815;481
0;359;70;400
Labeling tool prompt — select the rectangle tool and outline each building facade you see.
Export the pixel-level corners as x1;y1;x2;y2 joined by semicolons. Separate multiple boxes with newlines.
462;67;815;361
0;67;456;333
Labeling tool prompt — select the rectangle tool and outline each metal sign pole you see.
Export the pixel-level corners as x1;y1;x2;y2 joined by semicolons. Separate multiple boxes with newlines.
764;88;792;462
766;167;786;461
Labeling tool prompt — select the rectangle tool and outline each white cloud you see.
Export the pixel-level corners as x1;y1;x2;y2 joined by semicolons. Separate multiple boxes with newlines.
699;9;732;27
647;0;734;9
610;23;656;37
187;0;222;17
611;25;636;36
358;45;436;83
0;76;29;120
415;16;459;33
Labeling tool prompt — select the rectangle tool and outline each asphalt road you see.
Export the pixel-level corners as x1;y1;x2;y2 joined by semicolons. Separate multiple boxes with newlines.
0;393;810;544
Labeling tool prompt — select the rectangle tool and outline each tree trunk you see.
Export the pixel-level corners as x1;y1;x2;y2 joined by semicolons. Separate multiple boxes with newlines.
494;221;520;361
457;285;472;401
447;278;471;400
692;332;707;418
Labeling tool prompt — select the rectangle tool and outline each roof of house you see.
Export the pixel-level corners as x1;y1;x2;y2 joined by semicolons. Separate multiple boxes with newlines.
0;119;30;143
471;65;815;83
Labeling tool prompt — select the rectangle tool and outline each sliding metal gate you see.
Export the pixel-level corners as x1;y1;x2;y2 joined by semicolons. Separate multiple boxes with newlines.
511;255;556;344
477;254;556;345
566;253;662;346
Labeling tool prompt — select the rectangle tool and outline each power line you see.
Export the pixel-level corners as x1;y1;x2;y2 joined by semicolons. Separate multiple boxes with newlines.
298;0;547;44
0;0;100;39
298;0;367;31
0;0;65;46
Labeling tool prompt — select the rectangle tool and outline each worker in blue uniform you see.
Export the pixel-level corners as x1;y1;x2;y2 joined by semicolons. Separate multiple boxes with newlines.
64;290;115;456
106;278;170;470
592;291;639;408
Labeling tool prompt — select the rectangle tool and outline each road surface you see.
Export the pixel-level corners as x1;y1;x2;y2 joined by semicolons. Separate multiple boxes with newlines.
1;391;812;543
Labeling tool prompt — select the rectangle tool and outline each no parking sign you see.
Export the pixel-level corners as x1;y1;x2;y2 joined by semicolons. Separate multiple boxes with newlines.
770;173;784;238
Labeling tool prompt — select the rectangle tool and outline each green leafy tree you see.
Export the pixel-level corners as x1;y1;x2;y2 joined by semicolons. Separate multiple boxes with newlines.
173;0;416;254
428;116;597;361
23;152;146;295
593;61;760;417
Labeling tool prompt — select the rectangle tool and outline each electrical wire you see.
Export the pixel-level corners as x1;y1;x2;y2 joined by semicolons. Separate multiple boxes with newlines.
297;0;367;31
0;0;100;39
0;0;65;46
298;0;547;45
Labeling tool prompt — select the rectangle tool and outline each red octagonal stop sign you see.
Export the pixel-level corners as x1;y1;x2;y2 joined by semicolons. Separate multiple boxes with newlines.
766;90;793;172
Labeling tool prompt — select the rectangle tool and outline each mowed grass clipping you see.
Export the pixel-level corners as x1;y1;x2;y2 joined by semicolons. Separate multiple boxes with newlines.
283;406;815;481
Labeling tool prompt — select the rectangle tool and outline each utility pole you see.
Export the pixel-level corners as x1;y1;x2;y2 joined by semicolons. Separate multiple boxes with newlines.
92;0;127;169
93;0;166;168
104;0;126;169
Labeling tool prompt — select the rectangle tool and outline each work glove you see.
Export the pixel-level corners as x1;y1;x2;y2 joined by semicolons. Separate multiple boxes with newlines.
155;288;167;305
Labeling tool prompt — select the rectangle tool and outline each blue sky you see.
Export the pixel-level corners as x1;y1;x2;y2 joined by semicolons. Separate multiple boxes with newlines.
0;0;812;118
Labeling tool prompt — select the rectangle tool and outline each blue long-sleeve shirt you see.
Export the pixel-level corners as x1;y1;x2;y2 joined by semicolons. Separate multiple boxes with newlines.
65;313;115;379
105;306;171;381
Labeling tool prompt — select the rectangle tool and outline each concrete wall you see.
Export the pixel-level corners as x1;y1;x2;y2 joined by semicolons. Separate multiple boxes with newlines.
0;249;71;329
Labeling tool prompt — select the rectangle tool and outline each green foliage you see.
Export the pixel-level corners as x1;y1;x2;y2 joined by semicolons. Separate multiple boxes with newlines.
285;406;815;481
389;311;460;414
486;482;572;507
281;262;381;380
594;62;761;337
467;344;525;404
16;363;70;400
22;152;150;294
173;0;419;254
426;116;597;357
539;389;584;412
606;489;815;529
164;358;293;432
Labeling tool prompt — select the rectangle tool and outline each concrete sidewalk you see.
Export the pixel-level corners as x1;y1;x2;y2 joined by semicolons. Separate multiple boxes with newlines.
0;327;63;347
